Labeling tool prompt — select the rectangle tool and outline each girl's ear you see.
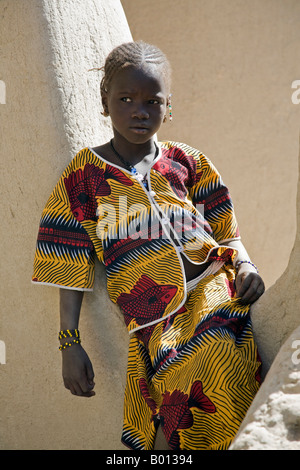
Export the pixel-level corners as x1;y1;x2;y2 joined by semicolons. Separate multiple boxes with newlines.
101;91;109;117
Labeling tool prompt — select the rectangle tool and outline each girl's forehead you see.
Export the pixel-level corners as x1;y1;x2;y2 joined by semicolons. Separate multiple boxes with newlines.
110;65;169;93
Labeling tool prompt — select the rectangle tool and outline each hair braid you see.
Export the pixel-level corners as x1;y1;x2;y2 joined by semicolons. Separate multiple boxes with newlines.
100;41;172;96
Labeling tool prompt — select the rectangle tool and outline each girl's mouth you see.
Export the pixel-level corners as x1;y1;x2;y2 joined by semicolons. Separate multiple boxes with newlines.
130;127;149;134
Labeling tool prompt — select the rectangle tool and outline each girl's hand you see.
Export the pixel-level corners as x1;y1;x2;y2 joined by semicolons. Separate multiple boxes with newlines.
61;344;95;397
235;264;265;304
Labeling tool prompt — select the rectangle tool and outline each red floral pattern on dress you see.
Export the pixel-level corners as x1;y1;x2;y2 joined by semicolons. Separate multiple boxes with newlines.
117;275;177;328
159;381;216;449
64;163;133;222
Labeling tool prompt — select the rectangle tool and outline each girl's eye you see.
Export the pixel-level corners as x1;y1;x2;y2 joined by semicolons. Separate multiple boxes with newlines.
149;99;160;105
120;97;132;102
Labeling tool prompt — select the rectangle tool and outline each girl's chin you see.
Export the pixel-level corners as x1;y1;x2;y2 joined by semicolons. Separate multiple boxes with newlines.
113;130;156;146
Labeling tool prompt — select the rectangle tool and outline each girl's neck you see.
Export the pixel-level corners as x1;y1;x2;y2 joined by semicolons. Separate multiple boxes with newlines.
111;133;157;165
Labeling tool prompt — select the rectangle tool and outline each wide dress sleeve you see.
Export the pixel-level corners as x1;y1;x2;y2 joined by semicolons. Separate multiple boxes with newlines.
188;150;240;244
32;149;104;291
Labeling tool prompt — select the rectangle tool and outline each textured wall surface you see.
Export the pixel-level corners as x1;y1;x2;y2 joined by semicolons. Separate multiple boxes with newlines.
231;325;300;449
0;0;131;450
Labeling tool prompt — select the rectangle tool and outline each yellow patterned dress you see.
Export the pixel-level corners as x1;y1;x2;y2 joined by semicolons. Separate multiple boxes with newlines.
32;141;261;450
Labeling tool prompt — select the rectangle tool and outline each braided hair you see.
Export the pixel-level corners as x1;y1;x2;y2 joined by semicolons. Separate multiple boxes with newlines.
99;41;172;114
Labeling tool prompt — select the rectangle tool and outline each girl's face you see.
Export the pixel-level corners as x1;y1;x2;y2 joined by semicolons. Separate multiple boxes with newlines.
103;65;169;146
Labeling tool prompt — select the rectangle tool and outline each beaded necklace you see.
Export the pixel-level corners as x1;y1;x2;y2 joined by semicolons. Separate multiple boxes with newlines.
110;139;158;188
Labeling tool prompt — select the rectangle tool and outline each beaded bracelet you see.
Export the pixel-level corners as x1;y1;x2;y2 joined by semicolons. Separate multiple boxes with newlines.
235;260;259;273
58;329;80;340
59;338;81;351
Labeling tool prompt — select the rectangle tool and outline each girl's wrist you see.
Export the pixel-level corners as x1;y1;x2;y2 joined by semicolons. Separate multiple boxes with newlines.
58;329;81;351
59;338;81;351
235;260;259;273
58;329;80;340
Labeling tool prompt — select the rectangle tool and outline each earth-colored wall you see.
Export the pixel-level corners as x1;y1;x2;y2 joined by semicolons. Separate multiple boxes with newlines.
231;324;300;449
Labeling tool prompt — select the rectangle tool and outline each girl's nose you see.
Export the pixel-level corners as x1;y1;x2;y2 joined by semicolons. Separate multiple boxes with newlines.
132;105;149;120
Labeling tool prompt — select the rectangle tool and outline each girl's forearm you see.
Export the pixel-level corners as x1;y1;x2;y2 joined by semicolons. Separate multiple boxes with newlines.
59;289;84;330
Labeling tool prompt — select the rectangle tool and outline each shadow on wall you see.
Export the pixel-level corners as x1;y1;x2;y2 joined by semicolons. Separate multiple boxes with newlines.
250;132;300;378
229;133;300;450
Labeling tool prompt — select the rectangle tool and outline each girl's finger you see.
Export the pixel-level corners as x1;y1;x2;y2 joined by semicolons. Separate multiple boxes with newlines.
240;280;265;304
236;272;253;297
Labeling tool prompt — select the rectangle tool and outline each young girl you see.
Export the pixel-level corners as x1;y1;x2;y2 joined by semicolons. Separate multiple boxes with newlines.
32;41;265;450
